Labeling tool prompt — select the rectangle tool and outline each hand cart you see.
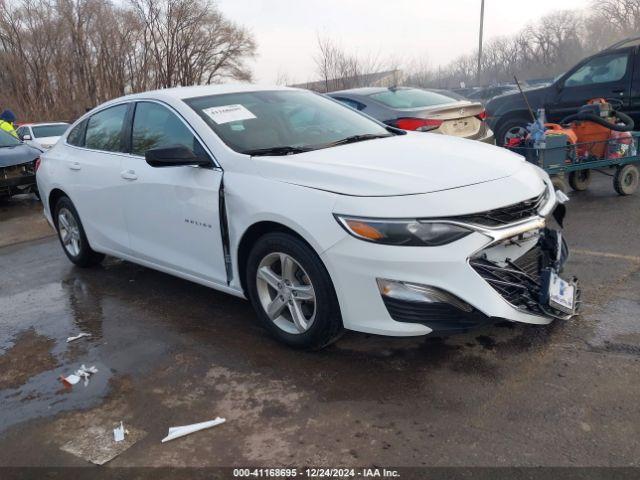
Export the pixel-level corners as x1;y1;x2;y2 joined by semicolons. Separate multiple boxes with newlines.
507;132;640;195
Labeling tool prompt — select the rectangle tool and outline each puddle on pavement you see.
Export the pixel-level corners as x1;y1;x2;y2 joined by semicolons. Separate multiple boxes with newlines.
0;329;57;390
0;264;172;434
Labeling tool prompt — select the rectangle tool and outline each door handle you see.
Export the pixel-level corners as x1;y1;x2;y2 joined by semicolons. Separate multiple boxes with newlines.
68;161;81;171
120;169;138;181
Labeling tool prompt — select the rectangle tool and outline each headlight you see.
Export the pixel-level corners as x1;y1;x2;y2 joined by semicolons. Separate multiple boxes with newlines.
335;215;472;246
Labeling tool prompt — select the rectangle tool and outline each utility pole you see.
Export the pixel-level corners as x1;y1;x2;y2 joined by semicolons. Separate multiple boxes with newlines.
476;0;485;86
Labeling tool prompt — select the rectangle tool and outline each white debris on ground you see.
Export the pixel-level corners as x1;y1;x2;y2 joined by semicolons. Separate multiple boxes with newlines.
66;332;91;343
61;374;81;386
61;424;147;465
75;365;98;387
161;417;226;443
60;365;98;388
113;422;126;442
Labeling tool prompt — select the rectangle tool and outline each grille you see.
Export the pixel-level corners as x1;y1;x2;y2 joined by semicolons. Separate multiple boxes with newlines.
470;245;546;315
450;190;547;227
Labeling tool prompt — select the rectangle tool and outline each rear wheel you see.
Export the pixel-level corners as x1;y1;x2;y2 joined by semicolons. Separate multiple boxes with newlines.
613;164;639;196
568;169;592;191
54;196;104;267
497;116;531;146
246;232;343;349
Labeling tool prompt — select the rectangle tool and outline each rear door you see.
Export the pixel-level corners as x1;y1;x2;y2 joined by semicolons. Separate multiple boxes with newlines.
61;104;131;253
119;100;227;284
548;49;634;122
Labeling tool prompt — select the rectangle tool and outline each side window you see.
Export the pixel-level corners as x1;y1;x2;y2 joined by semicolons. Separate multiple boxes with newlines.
565;52;630;87
16;127;24;139
334;97;365;111
67;120;87;147
85;104;128;152
131;102;208;160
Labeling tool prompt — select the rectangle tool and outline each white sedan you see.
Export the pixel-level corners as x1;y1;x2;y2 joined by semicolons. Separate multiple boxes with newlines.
17;122;70;150
36;84;579;349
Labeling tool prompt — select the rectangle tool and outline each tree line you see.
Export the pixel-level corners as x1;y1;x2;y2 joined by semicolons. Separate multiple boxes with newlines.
310;0;640;92
0;0;256;121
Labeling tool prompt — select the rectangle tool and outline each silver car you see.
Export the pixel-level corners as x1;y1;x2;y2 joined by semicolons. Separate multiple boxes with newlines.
328;86;495;144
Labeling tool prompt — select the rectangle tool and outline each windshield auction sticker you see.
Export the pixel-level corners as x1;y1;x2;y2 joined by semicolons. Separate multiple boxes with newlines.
203;104;256;124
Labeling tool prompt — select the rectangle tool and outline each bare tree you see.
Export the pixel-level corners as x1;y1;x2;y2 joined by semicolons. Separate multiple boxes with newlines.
312;35;387;93
128;0;256;88
0;0;256;121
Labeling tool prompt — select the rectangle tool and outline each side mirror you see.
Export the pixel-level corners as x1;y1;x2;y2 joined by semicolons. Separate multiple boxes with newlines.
145;145;210;168
22;134;32;141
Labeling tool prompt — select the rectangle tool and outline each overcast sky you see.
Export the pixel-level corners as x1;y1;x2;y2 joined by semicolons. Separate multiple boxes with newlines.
217;0;589;84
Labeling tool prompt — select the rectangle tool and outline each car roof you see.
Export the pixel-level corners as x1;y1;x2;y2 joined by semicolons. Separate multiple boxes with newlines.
120;83;297;102
21;122;69;127
328;87;402;97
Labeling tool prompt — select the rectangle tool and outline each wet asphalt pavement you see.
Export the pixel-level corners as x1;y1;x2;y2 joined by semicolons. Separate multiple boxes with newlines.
0;175;639;468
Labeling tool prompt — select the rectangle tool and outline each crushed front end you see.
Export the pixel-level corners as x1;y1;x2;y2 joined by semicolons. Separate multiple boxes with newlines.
465;191;580;321
0;159;38;198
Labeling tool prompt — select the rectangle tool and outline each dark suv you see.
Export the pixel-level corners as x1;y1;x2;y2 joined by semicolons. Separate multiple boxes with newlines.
486;37;640;145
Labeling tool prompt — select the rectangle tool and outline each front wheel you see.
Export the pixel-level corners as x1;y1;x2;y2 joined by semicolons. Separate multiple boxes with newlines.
54;196;105;267
568;169;592;191
551;175;569;194
246;232;343;349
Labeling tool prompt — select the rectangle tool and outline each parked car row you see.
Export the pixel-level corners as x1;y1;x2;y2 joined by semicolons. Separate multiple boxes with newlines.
486;37;640;145
328;86;495;144
0;122;69;201
0;130;42;201
36;84;576;349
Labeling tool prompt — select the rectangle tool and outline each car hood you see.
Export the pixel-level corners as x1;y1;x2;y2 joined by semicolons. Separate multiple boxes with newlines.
0;144;41;168
256;133;526;196
486;86;549;116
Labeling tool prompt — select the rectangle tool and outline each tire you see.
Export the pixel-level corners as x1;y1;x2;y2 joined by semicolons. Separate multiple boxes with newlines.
496;116;531;146
568;169;592;191
54;196;105;267
613;164;639;196
246;232;343;349
551;175;569;194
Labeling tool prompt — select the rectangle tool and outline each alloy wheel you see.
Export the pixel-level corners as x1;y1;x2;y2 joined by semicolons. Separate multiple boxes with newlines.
256;252;316;334
58;208;81;257
504;125;528;145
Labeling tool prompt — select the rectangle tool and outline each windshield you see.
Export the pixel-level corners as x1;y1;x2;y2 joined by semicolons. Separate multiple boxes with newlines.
185;90;391;155
369;88;459;109
32;124;69;138
0;129;21;147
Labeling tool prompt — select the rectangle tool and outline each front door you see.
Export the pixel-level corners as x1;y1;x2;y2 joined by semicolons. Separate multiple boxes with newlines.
629;48;640;125
548;49;634;122
120;101;227;285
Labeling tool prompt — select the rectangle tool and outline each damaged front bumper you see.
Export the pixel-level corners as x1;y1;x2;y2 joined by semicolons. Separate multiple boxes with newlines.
469;225;580;321
323;185;580;337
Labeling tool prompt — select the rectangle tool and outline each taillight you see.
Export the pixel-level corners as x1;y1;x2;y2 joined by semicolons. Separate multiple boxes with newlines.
395;117;443;132
476;110;487;121
34;157;41;172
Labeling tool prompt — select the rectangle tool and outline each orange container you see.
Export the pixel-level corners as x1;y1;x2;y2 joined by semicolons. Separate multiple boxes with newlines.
571;121;611;158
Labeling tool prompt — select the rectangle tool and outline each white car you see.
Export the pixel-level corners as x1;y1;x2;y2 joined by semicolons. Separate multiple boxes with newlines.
36;84;579;349
17;122;70;150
